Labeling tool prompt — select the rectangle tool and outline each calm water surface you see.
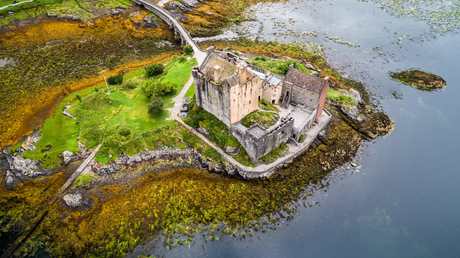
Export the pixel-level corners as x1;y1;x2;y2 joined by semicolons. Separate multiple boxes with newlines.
136;0;460;256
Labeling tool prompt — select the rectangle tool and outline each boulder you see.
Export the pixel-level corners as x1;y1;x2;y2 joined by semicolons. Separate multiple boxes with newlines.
197;126;209;135
62;191;94;211
225;146;235;153
62;150;77;166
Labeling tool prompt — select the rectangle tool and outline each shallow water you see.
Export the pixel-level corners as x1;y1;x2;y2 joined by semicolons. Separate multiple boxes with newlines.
139;0;460;256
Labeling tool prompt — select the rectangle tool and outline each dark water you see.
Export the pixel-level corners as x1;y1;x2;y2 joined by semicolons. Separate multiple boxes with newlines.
133;0;460;257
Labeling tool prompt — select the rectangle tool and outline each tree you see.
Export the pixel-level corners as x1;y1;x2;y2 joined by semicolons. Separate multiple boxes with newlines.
76;94;82;102
183;45;193;55
141;81;176;98
107;74;123;85
148;97;164;115
145;63;164;77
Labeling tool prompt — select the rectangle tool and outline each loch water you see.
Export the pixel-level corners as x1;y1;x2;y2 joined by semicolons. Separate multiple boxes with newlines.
138;0;460;257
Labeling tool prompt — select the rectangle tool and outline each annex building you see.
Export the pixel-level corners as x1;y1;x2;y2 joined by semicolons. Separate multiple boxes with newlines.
192;47;330;163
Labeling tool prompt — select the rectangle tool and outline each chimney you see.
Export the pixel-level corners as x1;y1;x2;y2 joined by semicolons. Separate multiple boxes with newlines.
213;65;221;82
315;77;330;122
236;61;248;84
206;46;215;56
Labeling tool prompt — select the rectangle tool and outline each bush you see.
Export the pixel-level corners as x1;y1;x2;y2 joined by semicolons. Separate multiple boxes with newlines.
107;74;123;85
254;56;267;61
145;63;164;77
298;134;306;143
183;45;193;55
123;81;137;90
233;51;240;56
94;88;99;92
76;94;82;102
178;56;187;63
142;81;176;97
148;97;164;115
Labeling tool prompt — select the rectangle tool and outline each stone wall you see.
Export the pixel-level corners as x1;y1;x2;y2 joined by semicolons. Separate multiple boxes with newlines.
230;117;294;162
291;110;316;141
282;82;320;111
193;67;232;126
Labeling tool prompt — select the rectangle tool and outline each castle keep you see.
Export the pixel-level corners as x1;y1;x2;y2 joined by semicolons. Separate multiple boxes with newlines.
192;48;330;163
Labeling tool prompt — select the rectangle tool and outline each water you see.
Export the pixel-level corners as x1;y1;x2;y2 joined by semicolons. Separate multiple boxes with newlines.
141;0;460;256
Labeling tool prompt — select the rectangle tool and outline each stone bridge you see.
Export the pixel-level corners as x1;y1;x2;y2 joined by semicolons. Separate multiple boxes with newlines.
132;0;206;63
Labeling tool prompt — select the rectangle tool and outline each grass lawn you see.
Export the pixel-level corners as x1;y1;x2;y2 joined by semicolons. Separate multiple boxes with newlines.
241;110;279;129
184;82;195;98
15;56;201;168
250;57;316;76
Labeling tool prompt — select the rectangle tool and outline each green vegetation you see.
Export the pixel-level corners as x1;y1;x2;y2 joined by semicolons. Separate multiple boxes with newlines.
148;97;164;115
71;174;93;190
259;98;278;112
298;134;306;143
184;98;255;167
141;81;176;97
233;51;240;56
0;0;134;25
145;63;165;78
250;57;315;76
326;89;356;107
183;45;193;55
184;82;195;98
107;74;123;85
259;142;287;164
15;56;197;168
123;81;138;90
390;70;446;91
76;94;82;102
241;110;278;129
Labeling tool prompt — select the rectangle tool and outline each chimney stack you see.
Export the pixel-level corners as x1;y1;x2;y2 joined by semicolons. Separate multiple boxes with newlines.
213;65;221;82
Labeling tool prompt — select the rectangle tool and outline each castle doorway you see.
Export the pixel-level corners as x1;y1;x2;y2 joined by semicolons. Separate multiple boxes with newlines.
272;99;275;104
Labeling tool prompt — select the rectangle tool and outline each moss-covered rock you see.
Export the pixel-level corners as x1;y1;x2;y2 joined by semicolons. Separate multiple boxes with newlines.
390;69;446;90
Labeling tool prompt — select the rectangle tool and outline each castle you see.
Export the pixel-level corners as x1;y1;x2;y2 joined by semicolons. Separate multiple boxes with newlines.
192;47;329;163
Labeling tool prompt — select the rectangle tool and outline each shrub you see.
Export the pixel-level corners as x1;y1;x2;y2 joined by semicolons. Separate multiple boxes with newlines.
233;51;240;56
183;45;193;55
254;56;267;61
142;81;176;97
145;63;164;77
123;81;137;90
298;134;306;143
107;74;123;85
148;97;164;115
76;94;82;102
94;88;99;92
178;56;187;63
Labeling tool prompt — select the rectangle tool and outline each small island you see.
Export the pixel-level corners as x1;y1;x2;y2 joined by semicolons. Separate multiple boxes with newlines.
390;69;446;90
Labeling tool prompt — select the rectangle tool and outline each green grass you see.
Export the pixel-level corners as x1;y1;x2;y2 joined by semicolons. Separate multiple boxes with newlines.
250;58;315;77
184;99;255;167
241;110;278;129
17;56;199;167
326;88;356;107
71;174;93;190
259;142;287;164
184;82;195;98
259;98;278;112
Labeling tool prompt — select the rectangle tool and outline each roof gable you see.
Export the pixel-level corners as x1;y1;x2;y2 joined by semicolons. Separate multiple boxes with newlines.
285;67;324;93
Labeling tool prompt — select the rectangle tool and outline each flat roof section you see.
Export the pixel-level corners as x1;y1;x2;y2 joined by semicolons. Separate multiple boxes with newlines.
233;122;247;133
249;126;265;137
288;108;313;130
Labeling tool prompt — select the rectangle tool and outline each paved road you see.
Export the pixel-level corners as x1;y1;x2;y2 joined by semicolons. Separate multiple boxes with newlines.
0;0;34;11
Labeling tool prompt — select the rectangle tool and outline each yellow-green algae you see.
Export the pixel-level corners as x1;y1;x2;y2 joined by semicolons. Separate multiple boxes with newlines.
1;106;368;257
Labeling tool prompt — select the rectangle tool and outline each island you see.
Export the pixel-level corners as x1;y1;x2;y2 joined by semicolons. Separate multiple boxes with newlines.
0;0;395;257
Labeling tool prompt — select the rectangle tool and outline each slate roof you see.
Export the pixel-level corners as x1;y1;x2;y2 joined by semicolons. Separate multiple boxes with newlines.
285;67;324;93
267;75;282;86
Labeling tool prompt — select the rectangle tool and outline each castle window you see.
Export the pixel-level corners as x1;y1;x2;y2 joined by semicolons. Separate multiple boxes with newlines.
250;89;252;94
249;101;251;105
244;93;246;97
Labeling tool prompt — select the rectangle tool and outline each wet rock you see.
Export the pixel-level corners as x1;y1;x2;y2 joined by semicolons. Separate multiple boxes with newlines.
143;15;159;28
62;191;94;211
351;162;357;167
61;150;76;166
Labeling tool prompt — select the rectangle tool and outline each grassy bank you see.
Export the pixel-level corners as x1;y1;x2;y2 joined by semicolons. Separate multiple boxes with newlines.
11;56;197;168
0;12;180;149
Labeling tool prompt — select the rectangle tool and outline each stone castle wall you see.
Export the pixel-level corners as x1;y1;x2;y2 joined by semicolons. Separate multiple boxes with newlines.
193;67;232;126
282;82;320;111
230;117;294;162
